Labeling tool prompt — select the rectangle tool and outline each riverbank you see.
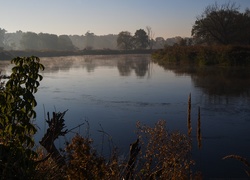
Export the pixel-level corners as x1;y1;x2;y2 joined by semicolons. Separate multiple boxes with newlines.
0;49;154;60
152;45;250;66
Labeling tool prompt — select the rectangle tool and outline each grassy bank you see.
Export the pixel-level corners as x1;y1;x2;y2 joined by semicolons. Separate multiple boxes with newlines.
152;45;250;66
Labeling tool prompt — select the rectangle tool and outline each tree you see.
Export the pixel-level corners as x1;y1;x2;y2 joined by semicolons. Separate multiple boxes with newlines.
146;26;155;49
85;31;95;50
58;35;76;51
154;37;165;49
117;31;134;50
133;29;149;49
191;2;250;45
20;32;40;50
38;33;58;50
4;30;23;50
0;28;7;49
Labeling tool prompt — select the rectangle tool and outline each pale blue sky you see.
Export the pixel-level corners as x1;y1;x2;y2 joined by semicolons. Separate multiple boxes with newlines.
0;0;249;38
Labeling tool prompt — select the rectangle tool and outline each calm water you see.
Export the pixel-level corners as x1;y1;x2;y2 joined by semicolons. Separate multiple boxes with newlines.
1;54;250;178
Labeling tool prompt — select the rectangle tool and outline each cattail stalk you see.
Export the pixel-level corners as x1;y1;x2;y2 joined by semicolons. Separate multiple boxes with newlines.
187;93;192;136
197;106;202;149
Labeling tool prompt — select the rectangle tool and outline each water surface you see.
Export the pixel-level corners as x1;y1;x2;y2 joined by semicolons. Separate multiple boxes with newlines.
1;54;250;178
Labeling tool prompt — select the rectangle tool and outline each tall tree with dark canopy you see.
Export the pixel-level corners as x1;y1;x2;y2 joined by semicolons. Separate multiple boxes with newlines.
117;31;134;50
133;29;149;49
191;2;250;45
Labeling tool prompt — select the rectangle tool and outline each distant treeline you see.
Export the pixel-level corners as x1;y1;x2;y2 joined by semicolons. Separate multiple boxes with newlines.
0;28;190;51
152;45;250;66
2;31;118;51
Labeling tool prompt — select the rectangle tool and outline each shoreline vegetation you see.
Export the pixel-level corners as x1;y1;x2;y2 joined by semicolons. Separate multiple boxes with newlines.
2;45;250;68
152;45;250;67
0;49;154;60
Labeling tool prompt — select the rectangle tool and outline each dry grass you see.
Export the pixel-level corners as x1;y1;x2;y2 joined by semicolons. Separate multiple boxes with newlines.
35;134;121;180
33;119;200;179
135;120;194;179
223;155;250;177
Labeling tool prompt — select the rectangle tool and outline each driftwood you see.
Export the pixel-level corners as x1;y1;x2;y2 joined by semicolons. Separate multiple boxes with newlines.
39;110;68;167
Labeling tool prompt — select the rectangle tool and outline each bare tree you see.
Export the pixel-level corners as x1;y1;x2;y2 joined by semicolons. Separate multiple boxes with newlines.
146;26;155;49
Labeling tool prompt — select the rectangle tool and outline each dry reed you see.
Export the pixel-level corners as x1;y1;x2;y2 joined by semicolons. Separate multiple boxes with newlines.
197;106;202;149
187;93;192;136
223;155;250;177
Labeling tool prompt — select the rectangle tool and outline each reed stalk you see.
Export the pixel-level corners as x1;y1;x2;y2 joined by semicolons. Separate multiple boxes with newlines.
197;106;202;149
187;93;192;136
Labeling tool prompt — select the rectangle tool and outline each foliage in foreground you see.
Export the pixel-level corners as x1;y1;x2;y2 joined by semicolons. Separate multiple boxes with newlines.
0;56;44;179
152;45;250;66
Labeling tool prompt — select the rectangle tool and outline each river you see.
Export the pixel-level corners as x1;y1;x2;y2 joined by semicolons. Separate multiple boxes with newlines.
1;54;250;178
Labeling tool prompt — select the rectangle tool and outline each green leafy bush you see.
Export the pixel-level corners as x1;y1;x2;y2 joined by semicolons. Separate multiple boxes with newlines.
0;56;44;179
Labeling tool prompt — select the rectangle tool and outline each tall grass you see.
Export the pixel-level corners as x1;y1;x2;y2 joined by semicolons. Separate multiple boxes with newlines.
187;93;192;137
197;107;202;150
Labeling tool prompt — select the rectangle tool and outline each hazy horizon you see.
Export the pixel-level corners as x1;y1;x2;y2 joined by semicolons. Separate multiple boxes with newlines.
0;0;249;39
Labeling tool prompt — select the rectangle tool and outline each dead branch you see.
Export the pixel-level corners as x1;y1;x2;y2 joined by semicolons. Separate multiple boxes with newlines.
125;138;141;180
39;110;68;167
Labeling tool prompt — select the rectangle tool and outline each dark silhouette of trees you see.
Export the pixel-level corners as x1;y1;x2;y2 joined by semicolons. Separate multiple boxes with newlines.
117;31;134;50
2;27;191;51
58;35;76;51
20;32;76;51
192;2;250;45
38;33;58;50
133;29;149;49
0;28;6;49
117;29;149;50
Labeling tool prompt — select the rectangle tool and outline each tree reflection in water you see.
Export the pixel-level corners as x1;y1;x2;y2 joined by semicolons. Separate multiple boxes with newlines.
39;54;151;78
157;64;250;97
117;56;150;77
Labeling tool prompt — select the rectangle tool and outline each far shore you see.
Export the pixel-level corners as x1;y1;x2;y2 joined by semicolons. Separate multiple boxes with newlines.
0;49;155;60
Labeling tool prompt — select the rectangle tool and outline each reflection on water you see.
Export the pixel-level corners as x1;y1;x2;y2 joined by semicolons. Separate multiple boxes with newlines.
149;63;250;178
40;54;151;77
160;65;250;97
1;55;250;178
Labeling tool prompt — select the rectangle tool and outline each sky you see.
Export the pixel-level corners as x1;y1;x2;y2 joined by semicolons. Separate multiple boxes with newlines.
0;0;249;39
